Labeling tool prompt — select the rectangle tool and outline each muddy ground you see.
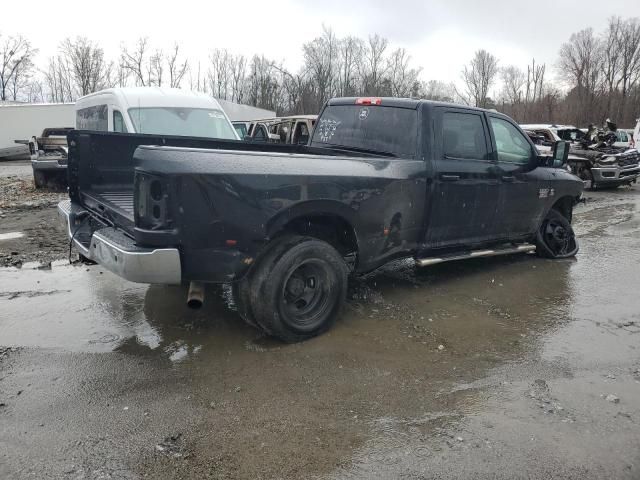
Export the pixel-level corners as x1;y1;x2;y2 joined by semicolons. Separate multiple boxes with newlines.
1;162;639;479
0;161;67;268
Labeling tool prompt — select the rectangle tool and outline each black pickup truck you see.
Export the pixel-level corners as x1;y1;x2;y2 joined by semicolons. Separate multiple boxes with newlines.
59;97;582;342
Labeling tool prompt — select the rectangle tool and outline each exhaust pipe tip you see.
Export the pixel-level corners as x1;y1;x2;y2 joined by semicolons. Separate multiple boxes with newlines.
187;298;203;309
187;282;205;310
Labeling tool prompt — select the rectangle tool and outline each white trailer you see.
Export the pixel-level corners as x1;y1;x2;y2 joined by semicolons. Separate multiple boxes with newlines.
0;103;75;159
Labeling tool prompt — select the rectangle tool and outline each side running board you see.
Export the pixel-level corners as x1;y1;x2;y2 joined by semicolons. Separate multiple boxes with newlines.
415;243;536;267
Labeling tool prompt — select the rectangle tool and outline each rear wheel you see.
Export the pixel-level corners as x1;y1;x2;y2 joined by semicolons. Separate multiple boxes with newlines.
33;170;48;189
536;209;579;259
249;235;348;343
232;278;258;329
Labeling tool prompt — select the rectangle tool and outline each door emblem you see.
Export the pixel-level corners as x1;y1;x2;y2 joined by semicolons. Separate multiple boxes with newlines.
538;188;555;198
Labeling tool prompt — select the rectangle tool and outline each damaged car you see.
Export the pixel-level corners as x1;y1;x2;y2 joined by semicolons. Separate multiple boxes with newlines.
521;123;640;189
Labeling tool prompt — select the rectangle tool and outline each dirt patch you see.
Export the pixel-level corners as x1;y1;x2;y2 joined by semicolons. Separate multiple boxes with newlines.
0;175;67;267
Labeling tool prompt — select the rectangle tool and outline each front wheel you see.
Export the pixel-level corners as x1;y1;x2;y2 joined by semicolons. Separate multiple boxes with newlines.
536;209;579;259
249;235;348;343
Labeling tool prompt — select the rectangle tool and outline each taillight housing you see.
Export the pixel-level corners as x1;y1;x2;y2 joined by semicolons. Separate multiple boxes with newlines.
355;97;382;105
135;172;172;230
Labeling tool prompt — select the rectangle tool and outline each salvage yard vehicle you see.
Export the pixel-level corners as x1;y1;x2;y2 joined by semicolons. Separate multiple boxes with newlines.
59;97;582;342
232;121;249;138
29;128;73;188
246;115;317;144
521;123;640;188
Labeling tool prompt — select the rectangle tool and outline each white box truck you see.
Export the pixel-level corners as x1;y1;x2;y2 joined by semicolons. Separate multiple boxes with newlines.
0;103;75;160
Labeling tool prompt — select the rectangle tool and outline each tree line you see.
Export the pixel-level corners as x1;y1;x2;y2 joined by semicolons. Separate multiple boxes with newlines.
1;17;639;127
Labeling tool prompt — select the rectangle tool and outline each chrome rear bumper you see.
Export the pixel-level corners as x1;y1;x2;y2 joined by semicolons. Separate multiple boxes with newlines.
58;200;181;285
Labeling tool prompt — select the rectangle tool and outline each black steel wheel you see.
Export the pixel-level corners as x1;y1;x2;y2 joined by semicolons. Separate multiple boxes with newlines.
536;209;579;259
249;235;348;342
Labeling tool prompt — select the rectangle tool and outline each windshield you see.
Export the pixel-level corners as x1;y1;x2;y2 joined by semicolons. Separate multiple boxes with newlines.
128;107;237;140
310;105;417;158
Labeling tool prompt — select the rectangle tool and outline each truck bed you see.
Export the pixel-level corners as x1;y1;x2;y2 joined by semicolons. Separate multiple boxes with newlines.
82;189;135;221
68;130;382;236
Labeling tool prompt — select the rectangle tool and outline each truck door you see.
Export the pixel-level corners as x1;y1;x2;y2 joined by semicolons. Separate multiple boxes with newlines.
425;108;501;247
487;115;542;237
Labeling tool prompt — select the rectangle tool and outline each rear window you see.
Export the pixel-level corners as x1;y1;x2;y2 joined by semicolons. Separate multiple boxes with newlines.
310;105;417;158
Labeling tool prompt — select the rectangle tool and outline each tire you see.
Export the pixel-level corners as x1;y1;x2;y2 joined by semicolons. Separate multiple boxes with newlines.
577;166;595;190
232;278;258;329
249;235;348;343
536;209;579;259
34;170;48;189
231;235;298;331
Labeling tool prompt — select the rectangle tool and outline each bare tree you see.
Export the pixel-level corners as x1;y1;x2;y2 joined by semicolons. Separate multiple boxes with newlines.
460;49;499;108
600;17;623;115
229;54;247;103
149;49;164;86
421;80;455;102
361;34;388;95
500;65;525;104
44;55;74;102
558;28;603;124
386;48;421;97
58;37;113;97
302;26;339;111
0;33;37;101
120;38;150;86
167;44;188;88
208;49;231;99
524;59;545;105
337;36;362;96
617;18;640;122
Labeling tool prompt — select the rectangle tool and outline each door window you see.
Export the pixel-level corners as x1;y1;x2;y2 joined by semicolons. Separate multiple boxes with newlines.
294;121;310;144
113;110;127;133
490;118;532;164
442;112;488;160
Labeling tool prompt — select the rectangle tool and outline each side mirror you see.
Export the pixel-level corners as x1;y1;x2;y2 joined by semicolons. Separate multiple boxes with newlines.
552;141;570;168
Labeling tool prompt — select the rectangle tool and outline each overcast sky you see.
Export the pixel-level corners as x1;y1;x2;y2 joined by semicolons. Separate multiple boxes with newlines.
2;0;637;88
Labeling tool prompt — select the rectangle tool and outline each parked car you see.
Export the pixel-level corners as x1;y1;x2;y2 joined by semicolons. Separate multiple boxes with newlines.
246;115;317;144
29;128;74;188
59;97;582;342
31;87;239;187
613;129;633;148
520;123;640;188
232;121;249;139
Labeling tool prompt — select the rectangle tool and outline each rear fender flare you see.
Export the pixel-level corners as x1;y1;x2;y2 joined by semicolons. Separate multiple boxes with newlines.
265;200;360;247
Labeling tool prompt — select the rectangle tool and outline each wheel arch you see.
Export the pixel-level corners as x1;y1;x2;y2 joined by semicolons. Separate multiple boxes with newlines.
550;195;575;222
266;201;360;264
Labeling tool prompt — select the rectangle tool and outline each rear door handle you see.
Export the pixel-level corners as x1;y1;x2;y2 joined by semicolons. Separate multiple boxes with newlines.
441;174;460;182
501;175;515;182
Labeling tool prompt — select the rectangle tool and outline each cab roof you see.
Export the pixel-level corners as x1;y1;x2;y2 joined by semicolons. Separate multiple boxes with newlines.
326;97;497;114
76;87;224;110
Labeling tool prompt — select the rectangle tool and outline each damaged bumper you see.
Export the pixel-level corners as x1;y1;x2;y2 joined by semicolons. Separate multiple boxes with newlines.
591;164;640;185
58;200;181;285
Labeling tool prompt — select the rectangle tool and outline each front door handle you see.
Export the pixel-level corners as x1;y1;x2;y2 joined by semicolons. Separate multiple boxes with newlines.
441;174;460;182
501;175;515;182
